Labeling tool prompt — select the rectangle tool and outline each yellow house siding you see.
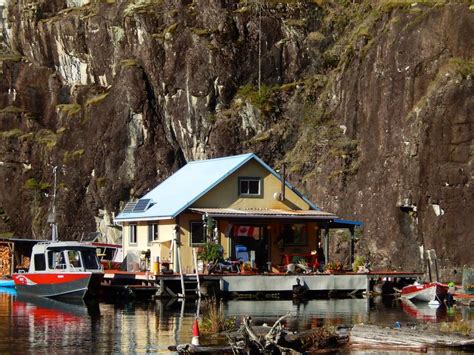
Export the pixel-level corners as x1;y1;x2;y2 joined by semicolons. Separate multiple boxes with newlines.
122;220;179;271
217;220;231;259
170;213;233;272
178;212;203;273
123;222;149;251
156;219;176;265
192;159;311;210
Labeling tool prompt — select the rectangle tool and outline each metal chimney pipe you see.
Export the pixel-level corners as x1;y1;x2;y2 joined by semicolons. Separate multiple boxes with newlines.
280;163;286;201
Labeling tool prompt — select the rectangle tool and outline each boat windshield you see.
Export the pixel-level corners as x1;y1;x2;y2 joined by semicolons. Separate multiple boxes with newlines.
48;251;67;270
67;250;82;268
81;249;100;270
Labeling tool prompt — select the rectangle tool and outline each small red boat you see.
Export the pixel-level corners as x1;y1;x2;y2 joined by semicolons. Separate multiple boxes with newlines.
12;241;103;300
400;282;447;302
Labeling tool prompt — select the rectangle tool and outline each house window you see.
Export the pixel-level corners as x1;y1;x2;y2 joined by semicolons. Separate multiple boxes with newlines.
129;224;137;244
239;177;261;196
281;224;308;246
148;223;158;244
190;221;205;246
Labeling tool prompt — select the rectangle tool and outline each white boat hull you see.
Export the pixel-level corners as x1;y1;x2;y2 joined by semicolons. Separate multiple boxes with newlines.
401;284;436;302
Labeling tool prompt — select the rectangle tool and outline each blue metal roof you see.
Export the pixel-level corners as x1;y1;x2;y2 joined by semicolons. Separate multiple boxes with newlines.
115;153;319;222
323;218;363;228
332;218;363;226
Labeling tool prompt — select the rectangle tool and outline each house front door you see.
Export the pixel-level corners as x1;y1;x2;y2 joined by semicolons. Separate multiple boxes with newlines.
231;224;268;271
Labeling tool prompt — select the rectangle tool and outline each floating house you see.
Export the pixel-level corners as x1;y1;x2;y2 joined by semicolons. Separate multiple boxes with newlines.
114;153;361;274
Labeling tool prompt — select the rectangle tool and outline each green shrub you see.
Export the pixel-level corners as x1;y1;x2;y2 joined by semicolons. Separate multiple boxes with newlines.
0;129;23;138
237;84;276;115
85;93;109;106
24;178;50;191
57;103;81;116
120;59;140;67
197;242;223;263
353;256;366;272
96;177;108;188
63;149;85;163
35;129;57;149
0;106;26;114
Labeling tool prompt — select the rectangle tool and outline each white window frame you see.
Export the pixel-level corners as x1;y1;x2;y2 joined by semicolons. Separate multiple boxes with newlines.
239;177;261;197
129;224;137;245
190;221;205;246
148;223;158;244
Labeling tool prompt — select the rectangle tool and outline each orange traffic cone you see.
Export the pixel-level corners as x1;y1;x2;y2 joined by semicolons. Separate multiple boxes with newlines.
191;318;200;346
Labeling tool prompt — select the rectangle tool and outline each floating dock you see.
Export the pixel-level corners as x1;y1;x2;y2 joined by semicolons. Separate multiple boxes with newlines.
102;270;423;299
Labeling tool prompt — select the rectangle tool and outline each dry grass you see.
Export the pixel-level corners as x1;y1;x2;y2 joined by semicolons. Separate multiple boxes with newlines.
200;297;236;334
439;321;472;336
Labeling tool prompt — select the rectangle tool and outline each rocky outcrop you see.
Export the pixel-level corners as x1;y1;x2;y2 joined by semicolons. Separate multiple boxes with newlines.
0;1;472;280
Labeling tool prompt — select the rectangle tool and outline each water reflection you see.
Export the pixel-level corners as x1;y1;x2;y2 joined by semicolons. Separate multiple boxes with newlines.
401;299;440;322
0;287;471;353
224;298;369;331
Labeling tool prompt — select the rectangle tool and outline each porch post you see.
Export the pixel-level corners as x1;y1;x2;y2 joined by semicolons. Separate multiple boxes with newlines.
173;224;180;273
350;226;355;267
324;227;329;264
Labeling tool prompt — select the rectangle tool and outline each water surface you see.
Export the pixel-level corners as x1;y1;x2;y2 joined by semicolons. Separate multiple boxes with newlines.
0;288;471;354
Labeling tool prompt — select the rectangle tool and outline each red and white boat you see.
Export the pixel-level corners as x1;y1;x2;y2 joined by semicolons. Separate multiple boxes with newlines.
400;282;447;302
12;241;103;300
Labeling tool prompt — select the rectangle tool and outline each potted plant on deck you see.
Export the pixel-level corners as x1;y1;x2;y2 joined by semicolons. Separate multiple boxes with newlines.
325;261;344;274
197;242;223;274
240;262;254;274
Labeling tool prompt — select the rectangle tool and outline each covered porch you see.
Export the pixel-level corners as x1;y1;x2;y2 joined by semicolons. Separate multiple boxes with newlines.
189;208;362;273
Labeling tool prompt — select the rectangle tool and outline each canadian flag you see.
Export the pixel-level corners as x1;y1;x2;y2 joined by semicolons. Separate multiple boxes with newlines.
234;225;260;239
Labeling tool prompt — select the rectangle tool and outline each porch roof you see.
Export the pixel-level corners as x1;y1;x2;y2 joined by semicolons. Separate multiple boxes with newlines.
188;208;337;220
321;218;363;229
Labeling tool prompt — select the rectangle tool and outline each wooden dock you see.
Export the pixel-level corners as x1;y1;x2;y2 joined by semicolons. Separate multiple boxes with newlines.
102;270;423;299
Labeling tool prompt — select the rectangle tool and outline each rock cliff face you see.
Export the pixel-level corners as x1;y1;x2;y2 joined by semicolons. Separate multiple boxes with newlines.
0;0;472;280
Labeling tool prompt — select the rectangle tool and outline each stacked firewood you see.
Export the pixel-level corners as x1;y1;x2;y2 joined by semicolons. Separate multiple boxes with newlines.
0;244;12;276
17;256;30;270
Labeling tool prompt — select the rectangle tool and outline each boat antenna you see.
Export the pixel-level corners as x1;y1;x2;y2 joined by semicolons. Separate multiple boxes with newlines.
49;165;61;242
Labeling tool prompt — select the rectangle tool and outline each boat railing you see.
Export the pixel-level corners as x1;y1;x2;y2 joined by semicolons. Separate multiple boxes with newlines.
35;241;52;247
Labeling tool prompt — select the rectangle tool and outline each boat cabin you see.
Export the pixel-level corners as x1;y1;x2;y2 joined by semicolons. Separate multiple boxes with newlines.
91;242;124;270
28;242;102;273
115;153;361;274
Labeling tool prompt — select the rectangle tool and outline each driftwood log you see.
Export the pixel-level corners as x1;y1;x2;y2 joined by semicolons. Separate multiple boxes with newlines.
350;324;474;351
227;315;348;354
170;316;348;354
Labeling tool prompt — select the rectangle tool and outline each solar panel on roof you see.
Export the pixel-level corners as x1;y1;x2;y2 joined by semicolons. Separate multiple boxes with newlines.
123;201;137;213
133;198;152;212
